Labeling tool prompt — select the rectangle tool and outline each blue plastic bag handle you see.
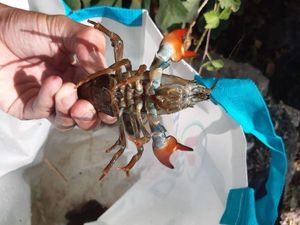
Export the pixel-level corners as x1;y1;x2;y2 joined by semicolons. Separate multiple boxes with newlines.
195;76;287;225
61;0;142;26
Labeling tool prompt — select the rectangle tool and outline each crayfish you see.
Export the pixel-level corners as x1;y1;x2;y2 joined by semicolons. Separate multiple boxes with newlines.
76;20;215;180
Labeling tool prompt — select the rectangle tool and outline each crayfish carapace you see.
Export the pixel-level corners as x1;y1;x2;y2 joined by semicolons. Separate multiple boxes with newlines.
76;20;215;180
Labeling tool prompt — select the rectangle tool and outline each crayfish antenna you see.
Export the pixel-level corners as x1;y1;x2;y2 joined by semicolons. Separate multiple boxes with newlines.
210;78;219;90
153;136;193;169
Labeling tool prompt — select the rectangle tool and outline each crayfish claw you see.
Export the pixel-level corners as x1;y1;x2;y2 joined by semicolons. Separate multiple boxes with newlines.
183;50;197;58
153;136;193;169
161;29;197;62
176;142;194;152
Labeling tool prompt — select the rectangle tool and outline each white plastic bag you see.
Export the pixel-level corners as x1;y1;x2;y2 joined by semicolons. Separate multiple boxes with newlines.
0;1;248;225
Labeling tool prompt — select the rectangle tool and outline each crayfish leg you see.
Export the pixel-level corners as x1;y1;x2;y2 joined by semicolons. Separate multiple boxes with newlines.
87;19;124;78
119;147;144;177
119;104;151;177
99;117;126;180
153;136;193;169
99;147;126;181
105;138;121;153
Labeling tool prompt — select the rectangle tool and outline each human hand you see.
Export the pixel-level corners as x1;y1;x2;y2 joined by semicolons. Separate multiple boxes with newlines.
0;3;116;130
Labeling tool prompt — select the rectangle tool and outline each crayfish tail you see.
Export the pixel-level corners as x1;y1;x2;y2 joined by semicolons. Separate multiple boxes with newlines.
153;136;193;169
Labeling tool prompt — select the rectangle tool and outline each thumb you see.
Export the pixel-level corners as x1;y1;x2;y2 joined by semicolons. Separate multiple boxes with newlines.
50;16;107;74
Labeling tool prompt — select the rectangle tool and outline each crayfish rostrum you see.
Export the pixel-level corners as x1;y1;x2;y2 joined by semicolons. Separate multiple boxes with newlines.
76;20;215;180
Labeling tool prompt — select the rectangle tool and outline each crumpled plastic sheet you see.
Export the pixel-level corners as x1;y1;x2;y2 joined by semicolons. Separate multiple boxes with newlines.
0;1;248;224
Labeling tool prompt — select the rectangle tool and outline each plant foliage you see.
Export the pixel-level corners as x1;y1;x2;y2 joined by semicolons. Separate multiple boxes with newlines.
64;0;241;72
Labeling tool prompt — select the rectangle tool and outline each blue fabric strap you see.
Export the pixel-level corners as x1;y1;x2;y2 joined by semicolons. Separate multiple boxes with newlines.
61;1;143;26
195;76;287;225
220;188;258;225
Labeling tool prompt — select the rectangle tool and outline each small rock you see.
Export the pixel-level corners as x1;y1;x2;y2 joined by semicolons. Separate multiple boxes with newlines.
281;208;300;225
281;103;300;128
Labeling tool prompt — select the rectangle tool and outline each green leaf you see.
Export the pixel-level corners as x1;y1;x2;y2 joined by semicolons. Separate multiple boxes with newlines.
182;0;202;22
202;59;224;71
155;0;189;32
64;0;81;10
218;0;241;12
201;61;215;71
211;59;224;69
204;10;220;29
219;7;232;20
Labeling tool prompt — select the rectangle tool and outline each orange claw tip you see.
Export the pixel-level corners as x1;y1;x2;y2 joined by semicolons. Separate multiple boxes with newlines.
176;142;194;152
153;136;193;169
163;29;196;62
183;50;198;58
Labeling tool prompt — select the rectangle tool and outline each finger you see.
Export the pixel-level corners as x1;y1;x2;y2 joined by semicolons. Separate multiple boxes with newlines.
73;27;107;73
98;112;117;125
54;82;77;131
24;76;62;119
70;99;98;130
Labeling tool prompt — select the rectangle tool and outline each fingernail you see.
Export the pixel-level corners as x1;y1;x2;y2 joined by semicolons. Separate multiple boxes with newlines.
70;53;80;66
